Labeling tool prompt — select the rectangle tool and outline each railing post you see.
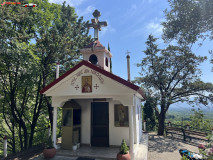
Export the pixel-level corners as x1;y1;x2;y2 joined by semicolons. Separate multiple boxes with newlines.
212;128;213;135
186;124;190;130
3;136;7;158
143;120;146;132
168;121;171;127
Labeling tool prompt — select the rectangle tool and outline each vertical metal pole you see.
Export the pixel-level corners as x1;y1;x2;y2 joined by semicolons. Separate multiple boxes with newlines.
56;63;59;79
3;136;7;158
127;55;130;82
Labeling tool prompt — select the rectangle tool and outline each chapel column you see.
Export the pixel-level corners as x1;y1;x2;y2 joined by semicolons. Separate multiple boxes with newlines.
52;106;58;149
128;106;134;159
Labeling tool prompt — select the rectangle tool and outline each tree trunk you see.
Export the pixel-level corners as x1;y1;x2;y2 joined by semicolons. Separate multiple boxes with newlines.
12;124;16;153
29;77;43;148
19;124;23;150
45;97;53;130
158;111;166;135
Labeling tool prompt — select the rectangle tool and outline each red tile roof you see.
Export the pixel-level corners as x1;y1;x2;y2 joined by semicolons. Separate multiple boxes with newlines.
84;40;104;48
40;60;146;100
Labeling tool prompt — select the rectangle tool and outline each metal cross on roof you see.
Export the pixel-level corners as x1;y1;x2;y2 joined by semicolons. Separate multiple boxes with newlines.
126;50;131;57
88;10;107;40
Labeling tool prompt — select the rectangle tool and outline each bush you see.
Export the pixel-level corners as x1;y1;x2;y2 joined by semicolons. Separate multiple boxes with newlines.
119;139;129;154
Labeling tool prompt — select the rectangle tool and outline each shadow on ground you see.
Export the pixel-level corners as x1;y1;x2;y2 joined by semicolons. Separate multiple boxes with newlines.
148;134;205;153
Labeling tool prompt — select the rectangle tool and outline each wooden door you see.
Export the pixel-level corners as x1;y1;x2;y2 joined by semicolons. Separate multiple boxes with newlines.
91;102;109;147
62;108;73;149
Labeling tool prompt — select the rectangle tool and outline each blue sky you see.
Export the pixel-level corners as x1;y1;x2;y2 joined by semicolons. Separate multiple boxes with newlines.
49;0;213;84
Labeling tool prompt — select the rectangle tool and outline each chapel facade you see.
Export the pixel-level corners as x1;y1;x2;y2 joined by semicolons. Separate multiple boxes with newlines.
40;10;146;159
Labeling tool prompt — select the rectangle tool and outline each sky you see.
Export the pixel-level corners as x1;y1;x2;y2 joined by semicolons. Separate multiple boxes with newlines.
48;0;213;85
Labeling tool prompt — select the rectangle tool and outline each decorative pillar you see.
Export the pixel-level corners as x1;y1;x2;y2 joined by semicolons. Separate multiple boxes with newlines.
126;50;131;82
52;107;58;148
143;120;146;132
128;106;134;159
3;136;7;158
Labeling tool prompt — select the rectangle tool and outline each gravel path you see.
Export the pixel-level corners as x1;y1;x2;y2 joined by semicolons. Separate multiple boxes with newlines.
148;133;207;160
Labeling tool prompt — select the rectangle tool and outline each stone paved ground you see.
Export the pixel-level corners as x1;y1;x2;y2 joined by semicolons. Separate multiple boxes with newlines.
32;155;100;160
148;133;207;160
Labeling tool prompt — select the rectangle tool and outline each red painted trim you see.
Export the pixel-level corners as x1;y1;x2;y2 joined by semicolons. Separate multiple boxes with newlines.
40;60;146;99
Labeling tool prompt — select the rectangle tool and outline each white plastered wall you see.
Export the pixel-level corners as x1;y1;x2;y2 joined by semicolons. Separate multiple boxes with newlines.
71;99;130;146
75;99;92;145
82;51;111;72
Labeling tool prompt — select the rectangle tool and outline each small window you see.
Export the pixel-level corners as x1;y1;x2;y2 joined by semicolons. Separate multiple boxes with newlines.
89;54;98;64
105;57;108;67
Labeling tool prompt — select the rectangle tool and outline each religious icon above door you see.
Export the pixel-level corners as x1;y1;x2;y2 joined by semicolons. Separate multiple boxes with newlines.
114;104;129;127
82;76;92;93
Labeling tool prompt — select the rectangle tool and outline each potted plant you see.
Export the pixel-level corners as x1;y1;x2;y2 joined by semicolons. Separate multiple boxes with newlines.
43;136;56;158
117;139;131;160
72;143;78;151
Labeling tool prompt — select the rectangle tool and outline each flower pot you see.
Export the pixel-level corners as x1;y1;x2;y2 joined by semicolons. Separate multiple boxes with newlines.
117;152;131;160
72;145;77;151
43;148;56;158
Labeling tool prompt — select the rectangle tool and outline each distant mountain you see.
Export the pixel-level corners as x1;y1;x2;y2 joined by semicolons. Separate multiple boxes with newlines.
168;102;213;112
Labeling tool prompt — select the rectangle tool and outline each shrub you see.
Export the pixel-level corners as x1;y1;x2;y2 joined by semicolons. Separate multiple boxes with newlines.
119;139;129;154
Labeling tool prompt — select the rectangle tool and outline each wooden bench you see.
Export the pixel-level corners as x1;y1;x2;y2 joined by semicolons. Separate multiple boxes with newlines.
165;126;184;138
184;129;209;142
165;126;210;142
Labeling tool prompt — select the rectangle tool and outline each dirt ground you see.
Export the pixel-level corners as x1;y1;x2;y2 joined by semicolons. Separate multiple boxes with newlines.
148;133;207;160
1;146;43;160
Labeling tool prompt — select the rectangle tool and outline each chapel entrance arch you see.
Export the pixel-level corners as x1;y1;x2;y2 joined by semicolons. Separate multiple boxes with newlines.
61;100;81;150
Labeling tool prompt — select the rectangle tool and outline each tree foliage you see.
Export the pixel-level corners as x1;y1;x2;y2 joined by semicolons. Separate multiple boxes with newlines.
135;35;213;135
0;0;92;153
162;0;213;45
189;109;212;131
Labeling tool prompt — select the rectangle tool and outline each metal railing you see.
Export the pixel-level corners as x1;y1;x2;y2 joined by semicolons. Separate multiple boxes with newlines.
144;121;212;134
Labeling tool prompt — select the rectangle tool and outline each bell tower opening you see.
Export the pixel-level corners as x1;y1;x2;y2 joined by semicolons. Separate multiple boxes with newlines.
89;54;98;65
105;57;108;67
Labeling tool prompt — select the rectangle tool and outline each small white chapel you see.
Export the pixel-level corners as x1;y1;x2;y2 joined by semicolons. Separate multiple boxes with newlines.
40;9;146;159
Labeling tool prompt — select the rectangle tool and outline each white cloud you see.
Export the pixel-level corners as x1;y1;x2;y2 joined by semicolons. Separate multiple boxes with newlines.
77;5;95;17
99;20;116;37
146;21;163;36
122;18;164;39
49;0;86;7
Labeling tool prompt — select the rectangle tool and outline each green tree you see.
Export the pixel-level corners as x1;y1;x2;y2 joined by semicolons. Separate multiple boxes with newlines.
34;1;92;129
0;0;92;153
108;43;112;73
162;0;213;45
190;109;211;130
135;35;213;135
143;96;158;130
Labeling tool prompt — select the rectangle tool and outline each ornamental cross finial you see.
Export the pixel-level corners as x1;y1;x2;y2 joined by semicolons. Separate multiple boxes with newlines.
126;50;131;56
88;10;107;40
